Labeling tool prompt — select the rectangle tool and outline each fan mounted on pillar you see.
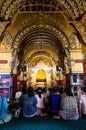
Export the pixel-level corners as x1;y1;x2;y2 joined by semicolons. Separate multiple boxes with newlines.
8;57;19;73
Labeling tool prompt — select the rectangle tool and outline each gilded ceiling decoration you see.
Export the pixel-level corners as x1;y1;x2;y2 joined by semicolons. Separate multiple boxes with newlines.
0;0;86;44
30;56;53;68
5;31;12;49
12;24;68;66
13;24;69;50
0;0;85;19
0;0;86;69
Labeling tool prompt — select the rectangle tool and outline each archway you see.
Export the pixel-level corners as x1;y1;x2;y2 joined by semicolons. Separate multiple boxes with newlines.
36;69;46;88
36;69;46;82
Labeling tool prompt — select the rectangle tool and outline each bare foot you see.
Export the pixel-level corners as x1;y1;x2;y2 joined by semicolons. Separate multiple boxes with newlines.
40;113;48;117
53;116;60;119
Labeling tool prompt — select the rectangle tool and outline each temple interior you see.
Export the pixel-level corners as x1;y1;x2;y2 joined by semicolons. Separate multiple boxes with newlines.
0;0;86;97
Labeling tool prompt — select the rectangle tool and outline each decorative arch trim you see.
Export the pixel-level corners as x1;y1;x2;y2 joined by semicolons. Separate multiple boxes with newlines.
13;24;69;53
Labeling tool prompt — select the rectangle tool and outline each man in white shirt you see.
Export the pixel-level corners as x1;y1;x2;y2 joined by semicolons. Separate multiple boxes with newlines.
79;87;86;118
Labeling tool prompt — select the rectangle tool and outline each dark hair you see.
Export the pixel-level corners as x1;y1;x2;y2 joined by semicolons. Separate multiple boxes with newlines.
36;88;42;98
28;87;34;97
22;88;27;94
42;87;46;93
48;87;54;94
53;87;58;93
65;88;73;96
57;86;64;94
82;87;86;93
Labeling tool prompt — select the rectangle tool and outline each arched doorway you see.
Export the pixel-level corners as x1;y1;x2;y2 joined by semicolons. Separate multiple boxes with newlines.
36;69;46;88
36;69;46;82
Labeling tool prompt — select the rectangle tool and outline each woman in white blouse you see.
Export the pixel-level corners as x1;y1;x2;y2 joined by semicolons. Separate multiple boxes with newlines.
35;88;48;117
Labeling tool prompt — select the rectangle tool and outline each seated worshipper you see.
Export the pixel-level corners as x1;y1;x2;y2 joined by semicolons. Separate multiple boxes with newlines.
79;87;86;118
13;88;22;117
35;88;48;117
8;88;27;117
20;87;37;117
42;87;49;114
15;87;22;103
0;89;12;124
49;87;61;119
8;88;22;117
59;88;79;120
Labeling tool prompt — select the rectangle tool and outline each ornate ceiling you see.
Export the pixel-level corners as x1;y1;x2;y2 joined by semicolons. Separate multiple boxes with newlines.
0;0;86;68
